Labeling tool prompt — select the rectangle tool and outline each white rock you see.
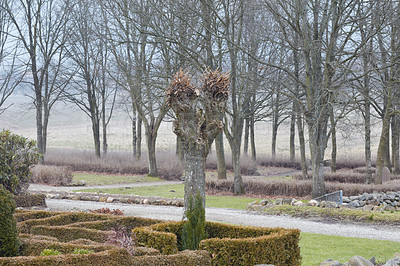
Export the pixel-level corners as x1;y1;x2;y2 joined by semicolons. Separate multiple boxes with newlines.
308;199;318;206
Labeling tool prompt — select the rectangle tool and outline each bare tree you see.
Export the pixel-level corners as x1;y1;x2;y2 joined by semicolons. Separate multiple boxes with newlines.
2;0;72;154
0;1;24;114
264;0;372;197
106;0;170;176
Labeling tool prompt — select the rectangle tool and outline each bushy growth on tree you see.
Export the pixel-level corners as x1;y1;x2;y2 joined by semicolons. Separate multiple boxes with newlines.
182;193;207;250
0;184;19;257
0;130;40;194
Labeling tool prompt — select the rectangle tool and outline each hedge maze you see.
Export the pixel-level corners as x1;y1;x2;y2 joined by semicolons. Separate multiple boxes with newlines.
0;210;301;265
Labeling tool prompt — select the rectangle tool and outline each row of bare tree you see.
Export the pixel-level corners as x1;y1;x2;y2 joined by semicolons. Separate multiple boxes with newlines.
0;0;399;197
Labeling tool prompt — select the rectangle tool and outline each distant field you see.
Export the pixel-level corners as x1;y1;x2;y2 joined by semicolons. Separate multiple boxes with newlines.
1;94;382;159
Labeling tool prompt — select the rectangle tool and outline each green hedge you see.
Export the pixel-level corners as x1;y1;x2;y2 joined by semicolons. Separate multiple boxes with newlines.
134;227;178;254
0;247;132;265
14;210;63;222
130;250;211;266
13;193;46;207
18;238;114;256
70;216;164;231
30;225;112;243
134;221;301;266
18;212;112;233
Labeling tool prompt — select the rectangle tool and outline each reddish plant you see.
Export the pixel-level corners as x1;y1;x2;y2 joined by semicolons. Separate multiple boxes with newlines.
106;226;136;255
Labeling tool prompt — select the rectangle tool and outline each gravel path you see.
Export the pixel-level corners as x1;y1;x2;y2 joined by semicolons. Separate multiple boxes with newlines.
45;199;400;242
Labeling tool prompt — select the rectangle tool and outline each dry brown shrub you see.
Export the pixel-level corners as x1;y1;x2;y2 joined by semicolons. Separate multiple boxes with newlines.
206;179;400;197
256;155;302;170
206;153;258;175
44;149;183;180
31;165;73;186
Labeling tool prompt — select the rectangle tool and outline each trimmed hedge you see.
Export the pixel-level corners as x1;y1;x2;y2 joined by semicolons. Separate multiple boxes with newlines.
13;193;46;207
69;216;164;231
18;238;114;256
130;250;211;266
134;227;178;255
134;221;301;265
6;210;213;265
0;247;132;265
14;210;63;222
18;212;112;233
200;228;301;265
30;225;112;243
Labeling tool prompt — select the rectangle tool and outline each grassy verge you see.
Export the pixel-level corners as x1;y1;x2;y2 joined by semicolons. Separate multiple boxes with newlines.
74;184;262;209
300;232;400;265
263;205;400;225
73;173;162;186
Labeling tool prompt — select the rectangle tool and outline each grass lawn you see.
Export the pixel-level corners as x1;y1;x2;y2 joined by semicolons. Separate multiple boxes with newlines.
73;173;162;186
300;232;400;265
75;183;263;209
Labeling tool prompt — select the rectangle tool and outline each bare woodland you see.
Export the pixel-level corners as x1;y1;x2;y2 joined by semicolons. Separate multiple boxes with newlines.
0;0;399;197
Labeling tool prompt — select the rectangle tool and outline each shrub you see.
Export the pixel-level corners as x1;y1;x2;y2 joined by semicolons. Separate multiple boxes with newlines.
30;225;112;243
182;193;206;250
13;193;46;207
72;248;94;254
206;152;258;175
106;226;136;254
31;165;73;186
68;216;164;232
206;179;400;197
40;248;62;256
19;238;114;256
134;221;301;265
0;184;19;257
0;130;40;194
43;149;184;180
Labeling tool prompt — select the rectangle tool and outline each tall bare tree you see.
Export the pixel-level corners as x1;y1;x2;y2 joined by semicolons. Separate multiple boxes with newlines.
2;0;72;154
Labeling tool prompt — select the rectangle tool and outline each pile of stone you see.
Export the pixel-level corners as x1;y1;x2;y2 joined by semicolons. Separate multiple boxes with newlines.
342;191;400;211
247;198;335;211
30;191;184;207
320;253;400;266
247;191;400;212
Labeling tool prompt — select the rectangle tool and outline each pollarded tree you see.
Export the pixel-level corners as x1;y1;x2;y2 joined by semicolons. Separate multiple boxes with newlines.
167;69;228;225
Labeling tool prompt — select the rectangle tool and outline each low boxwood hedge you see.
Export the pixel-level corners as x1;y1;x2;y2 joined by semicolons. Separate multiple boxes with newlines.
134;221;301;266
0;247;132;265
30;225;112;243
69;216;164;231
14;210;63;222
130;249;211;266
18;238;114;256
18;212;112;233
13;193;46;207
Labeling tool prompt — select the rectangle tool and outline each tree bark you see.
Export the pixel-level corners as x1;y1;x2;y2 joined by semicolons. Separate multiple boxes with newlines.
183;149;206;212
215;132;226;180
132;106;137;157
250;111;256;161
392;109;400;174
243;118;249;156
376;110;391;184
290;103;296;162
136;116;142;160
295;105;307;178
330;111;337;173
146;129;158;177
232;144;243;195
309;122;327;198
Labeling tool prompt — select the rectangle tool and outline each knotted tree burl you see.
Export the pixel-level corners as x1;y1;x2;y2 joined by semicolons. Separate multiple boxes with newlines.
167;69;229;248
